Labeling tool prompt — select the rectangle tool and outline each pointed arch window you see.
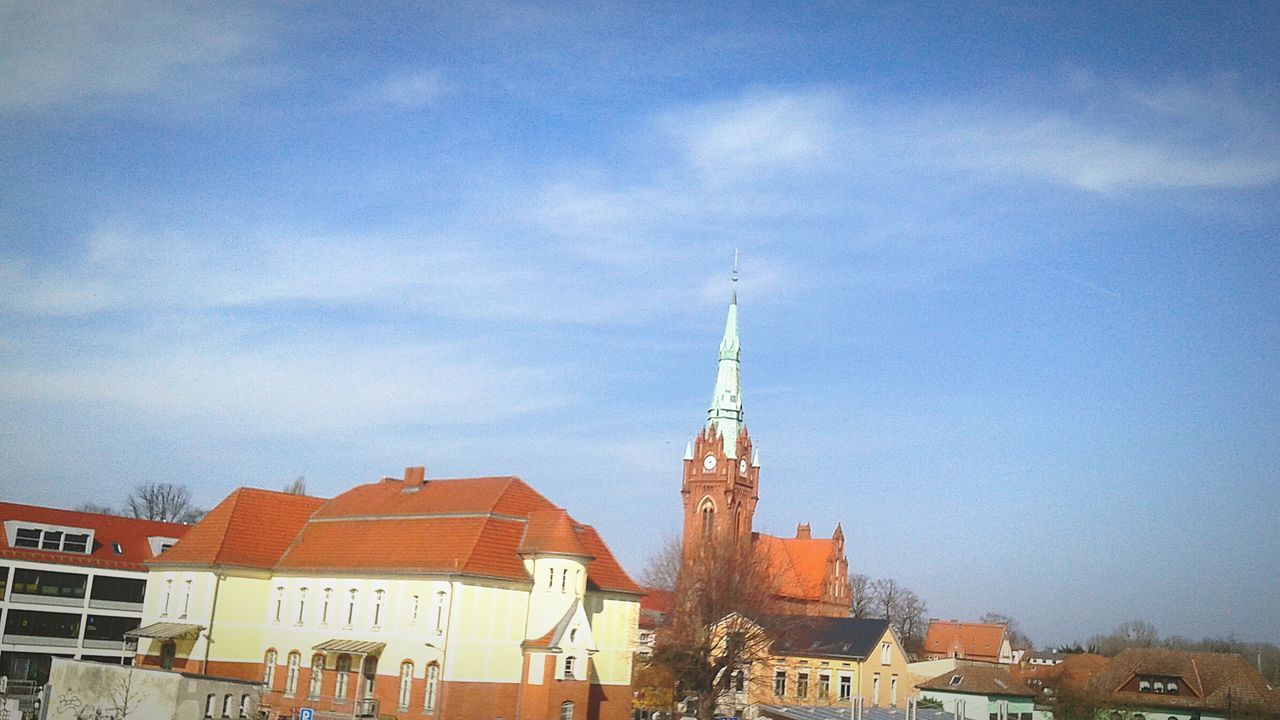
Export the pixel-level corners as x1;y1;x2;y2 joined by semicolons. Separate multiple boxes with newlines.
262;650;276;689
308;654;324;698
424;663;439;711
284;651;301;696
699;499;716;541
398;661;414;709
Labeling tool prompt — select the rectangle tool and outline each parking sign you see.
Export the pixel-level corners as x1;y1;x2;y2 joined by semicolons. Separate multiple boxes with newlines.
299;709;314;720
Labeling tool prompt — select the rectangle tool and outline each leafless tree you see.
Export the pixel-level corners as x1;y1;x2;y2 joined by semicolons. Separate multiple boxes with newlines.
639;536;682;592
871;578;901;622
864;577;928;654
282;475;308;495
980;612;1034;650
75;502;119;516
849;573;873;618
123;482;205;524
650;534;795;720
108;667;146;718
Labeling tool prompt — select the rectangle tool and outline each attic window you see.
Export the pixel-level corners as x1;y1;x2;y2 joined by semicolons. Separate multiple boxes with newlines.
113;543;123;554
949;675;963;686
7;524;93;554
1166;681;1178;695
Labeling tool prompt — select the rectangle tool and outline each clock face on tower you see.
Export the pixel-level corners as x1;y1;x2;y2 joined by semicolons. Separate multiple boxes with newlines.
703;454;717;471
739;459;748;473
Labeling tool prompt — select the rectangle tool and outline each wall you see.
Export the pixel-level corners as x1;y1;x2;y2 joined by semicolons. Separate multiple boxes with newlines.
45;657;260;720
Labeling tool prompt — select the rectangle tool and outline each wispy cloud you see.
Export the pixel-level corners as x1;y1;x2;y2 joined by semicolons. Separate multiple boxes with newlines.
362;70;449;107
0;2;270;113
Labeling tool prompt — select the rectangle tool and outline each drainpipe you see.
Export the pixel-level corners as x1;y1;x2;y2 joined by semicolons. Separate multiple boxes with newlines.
203;572;224;675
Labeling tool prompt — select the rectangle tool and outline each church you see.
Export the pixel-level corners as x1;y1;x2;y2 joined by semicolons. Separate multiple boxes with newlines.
679;284;852;617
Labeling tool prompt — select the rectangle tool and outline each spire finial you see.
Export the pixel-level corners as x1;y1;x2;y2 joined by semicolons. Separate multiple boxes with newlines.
731;246;740;303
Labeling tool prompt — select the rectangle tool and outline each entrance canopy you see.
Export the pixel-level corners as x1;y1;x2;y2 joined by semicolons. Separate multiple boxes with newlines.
125;622;204;640
312;639;385;656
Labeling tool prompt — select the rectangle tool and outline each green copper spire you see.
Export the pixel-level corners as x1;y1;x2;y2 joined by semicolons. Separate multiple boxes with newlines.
707;262;743;457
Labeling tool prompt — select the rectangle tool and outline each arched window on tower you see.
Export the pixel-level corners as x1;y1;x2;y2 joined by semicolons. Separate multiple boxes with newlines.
700;500;715;542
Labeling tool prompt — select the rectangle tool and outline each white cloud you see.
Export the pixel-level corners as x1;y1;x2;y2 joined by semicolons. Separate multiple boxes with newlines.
0;2;268;113
364;70;449;107
662;90;842;182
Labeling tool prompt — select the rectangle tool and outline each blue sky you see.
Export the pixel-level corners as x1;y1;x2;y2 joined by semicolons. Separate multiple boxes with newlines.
2;2;1278;646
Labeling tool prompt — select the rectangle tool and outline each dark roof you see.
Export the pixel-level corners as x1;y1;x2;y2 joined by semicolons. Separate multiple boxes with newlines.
1083;648;1280;714
765;616;892;659
918;665;1037;698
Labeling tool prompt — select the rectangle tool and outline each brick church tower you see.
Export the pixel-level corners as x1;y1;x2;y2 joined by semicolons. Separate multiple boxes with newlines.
680;287;760;552
679;274;853;617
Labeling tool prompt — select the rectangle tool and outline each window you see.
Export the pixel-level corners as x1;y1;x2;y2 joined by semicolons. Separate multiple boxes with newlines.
205;693;216;718
11;568;88;600
181;580;193;618
238;694;250;718
818;672;830;699
424;663;439;711
561;569;567;593
434;591;446;633
335;654;351;699
548;568;554;589
564;655;577;680
14;528;40;548
1167;681;1178;695
309;654;324;699
873;674;880;705
346;589;358;626
891;675;898;706
796;671;809;699
221;694;233;718
732;669;744;692
321;588;332;625
700;503;714;541
263;650;277;689
285;651;301;696
373;589;385;627
949;674;963;686
63;533;90;553
273;587;284;623
161;641;176;671
839;674;852;701
297;588;308;625
560;701;574;720
84;614;141;642
399;661;414;709
162;579;173;616
1139;679;1151;692
881;642;892;665
774;669;786;696
5;609;81;639
411;595;420;624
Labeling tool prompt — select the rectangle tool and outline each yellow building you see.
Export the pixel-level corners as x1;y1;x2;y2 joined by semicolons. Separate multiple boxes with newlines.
130;468;642;720
716;613;913;718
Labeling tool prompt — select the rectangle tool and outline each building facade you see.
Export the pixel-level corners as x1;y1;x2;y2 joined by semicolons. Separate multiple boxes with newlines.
133;471;642;720
680;290;851;617
0;502;187;684
922;620;1014;664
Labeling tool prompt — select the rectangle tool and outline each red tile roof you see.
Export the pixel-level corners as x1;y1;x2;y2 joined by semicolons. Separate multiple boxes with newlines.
155;474;641;594
918;665;1037;697
753;532;834;602
1083;648;1280;714
924;621;1009;662
153;488;324;569
0;502;190;572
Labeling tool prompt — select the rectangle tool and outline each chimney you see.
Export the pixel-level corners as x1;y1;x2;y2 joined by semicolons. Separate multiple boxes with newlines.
405;466;426;485
795;523;811;540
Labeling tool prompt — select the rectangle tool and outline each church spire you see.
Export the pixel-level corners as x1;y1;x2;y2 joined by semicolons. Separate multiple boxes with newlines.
707;254;743;457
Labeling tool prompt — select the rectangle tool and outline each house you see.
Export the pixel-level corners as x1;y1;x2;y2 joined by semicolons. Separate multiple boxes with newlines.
922;621;1014;664
635;589;673;658
757;704;958;720
712;613;913;719
916;665;1038;720
1079;648;1280;719
1011;652;1107;700
680;288;851;617
0;502;188;684
131;469;642;720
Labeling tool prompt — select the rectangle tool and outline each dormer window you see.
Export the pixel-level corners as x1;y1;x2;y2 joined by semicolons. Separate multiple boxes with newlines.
949;675;963;686
1139;680;1150;692
147;536;180;556
1167;681;1178;695
5;522;95;554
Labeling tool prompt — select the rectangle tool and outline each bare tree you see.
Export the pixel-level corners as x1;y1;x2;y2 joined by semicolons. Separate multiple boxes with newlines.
123;482;205;524
75;502;119;516
283;475;308;495
897;589;929;651
980;612;1033;650
1087;620;1160;656
871;578;901;622
650;534;790;720
639;536;682;592
849;573;873;618
108;667;146;718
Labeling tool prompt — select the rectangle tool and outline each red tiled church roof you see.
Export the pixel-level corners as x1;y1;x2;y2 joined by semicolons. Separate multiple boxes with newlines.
753;532;836;602
0;502;190;572
154;472;641;594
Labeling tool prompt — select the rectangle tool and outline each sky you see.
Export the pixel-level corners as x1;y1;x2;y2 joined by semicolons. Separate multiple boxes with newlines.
1;2;1278;648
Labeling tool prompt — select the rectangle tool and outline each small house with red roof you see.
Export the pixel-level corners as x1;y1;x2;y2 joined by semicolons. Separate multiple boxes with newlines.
133;469;642;720
0;502;188;683
923;620;1014;664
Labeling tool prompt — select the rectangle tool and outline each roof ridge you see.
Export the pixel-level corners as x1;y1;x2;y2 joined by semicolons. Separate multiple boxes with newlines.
210;488;246;566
